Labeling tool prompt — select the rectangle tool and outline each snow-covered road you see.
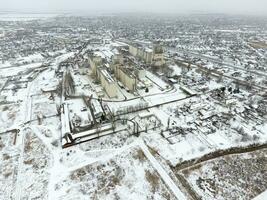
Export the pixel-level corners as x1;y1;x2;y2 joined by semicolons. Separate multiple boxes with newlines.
139;141;187;200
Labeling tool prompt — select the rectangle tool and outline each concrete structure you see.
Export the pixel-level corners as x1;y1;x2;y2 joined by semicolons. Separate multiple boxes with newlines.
129;43;153;64
128;42;165;66
153;45;165;67
112;53;124;65
144;48;153;64
114;65;137;92
89;55;102;76
129;45;138;57
134;66;146;79
112;52;141;92
98;68;117;98
89;49;146;96
89;53;117;98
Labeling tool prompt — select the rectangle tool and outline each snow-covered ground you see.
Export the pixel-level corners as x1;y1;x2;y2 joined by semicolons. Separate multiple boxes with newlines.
180;148;267;200
53;144;177;200
1;15;266;200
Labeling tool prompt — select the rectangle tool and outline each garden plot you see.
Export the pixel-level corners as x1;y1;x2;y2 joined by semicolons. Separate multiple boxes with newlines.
19;131;52;200
31;96;59;120
179;148;267;200
0;104;23;131
144;131;214;166
54;146;176;200
134;113;162;131
0;132;20;200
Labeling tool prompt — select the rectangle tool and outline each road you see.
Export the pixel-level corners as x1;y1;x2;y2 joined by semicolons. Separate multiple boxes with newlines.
14;128;26;200
139;141;187;200
13;75;35;200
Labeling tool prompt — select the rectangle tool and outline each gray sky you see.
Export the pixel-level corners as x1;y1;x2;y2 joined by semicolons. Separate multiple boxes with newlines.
1;0;267;15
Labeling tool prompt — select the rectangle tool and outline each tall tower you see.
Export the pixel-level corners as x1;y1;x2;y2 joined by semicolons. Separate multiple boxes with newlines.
153;42;165;67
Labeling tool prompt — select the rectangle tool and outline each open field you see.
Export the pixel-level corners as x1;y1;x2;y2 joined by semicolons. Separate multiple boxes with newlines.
54;146;176;200
175;148;267;200
0;131;19;200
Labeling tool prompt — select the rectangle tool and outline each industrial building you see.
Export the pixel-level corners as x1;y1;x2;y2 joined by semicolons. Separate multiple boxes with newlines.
129;43;153;64
98;68;117;98
112;52;146;92
89;52;118;98
114;65;137;92
152;45;165;67
128;42;165;66
89;47;149;97
89;54;102;76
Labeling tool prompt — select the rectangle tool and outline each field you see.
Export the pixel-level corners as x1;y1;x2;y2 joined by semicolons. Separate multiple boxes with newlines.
0;104;23;131
54;146;176;200
19;131;51;200
175;148;267;200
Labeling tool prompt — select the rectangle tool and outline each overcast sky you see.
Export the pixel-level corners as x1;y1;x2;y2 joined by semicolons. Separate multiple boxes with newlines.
1;0;267;15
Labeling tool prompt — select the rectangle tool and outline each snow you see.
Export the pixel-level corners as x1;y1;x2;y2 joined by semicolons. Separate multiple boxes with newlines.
139;141;187;200
1;15;267;200
183;149;267;200
53;143;177;200
0;62;43;77
169;64;182;76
